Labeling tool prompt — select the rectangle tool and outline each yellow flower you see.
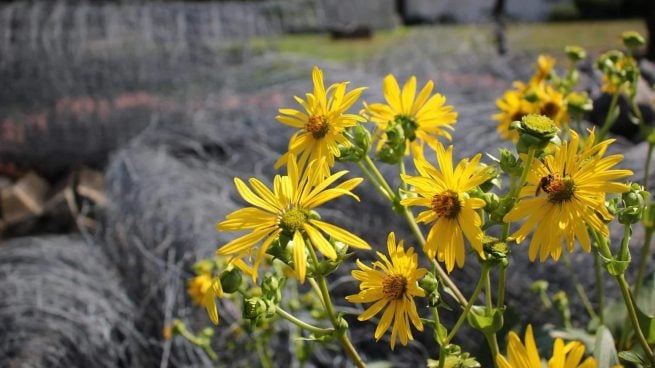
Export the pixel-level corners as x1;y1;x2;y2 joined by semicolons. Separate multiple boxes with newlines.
504;130;632;262
187;274;223;325
346;232;427;350
365;74;457;152
530;54;556;86
400;143;494;271
216;156;370;283
497;325;597;368
538;85;568;128
275;66;366;176
494;89;538;142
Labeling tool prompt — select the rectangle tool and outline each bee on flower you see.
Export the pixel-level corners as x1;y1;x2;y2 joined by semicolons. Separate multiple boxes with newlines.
346;232;427;350
275;66;367;176
504;130;633;261
216;156;370;283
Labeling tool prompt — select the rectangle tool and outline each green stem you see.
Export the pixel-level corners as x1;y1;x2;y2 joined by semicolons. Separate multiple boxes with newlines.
402;206;467;306
485;333;500;368
597;92;620;143
174;321;218;361
645;143;654;191
593;250;605;325
616;274;655;365
307;245;366;368
497;267;506;309
438;344;447;368
445;266;489;343
618;224;632;264
502;147;536;240
275;307;334;335
360;155;468;307
364;155;396;200
255;336;273;368
484;270;500;367
634;228;654;298
356;161;393;202
562;252;599;321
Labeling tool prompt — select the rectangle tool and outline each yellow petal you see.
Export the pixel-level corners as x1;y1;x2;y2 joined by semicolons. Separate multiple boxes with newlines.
309;219;370;249
292;231;307;283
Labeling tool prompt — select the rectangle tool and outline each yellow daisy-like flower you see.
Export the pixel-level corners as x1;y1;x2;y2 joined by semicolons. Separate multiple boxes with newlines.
400;143;494;272
275;66;367;176
497;325;597;368
529;54;556;86
346;232;427;350
493;89;538;142
538;85;569;128
504;130;633;262
216;156;370;283
365;74;457;152
187;274;224;325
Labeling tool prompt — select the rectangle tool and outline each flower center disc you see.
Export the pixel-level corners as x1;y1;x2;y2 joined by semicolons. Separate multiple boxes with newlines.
431;190;461;219
540;102;560;119
382;274;408;300
306;115;329;139
539;174;575;203
280;208;308;233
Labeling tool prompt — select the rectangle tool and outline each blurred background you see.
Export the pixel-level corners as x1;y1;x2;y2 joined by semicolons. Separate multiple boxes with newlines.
0;0;653;367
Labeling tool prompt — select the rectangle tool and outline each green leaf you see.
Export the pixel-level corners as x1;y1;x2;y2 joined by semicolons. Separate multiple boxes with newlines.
636;274;655;344
618;350;647;366
466;306;504;334
594;325;619;368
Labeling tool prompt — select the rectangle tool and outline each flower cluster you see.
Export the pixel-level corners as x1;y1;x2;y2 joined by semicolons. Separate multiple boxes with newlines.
177;33;653;367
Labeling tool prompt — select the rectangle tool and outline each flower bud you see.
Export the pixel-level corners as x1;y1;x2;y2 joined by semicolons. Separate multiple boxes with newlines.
419;273;439;294
565;45;586;62
337;125;371;163
514;114;560;154
498;148;522;177
566;91;593;114
622;31;645;49
619;184;649;225
376;123;406;164
220;268;242;293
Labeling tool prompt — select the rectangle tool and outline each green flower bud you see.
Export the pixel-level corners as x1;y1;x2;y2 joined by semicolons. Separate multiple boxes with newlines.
267;234;292;264
261;275;283;302
514;114;560;154
565;45;586;62
566;91;593;114
482;192;500;212
498;148;522;177
619;184;649;225
337;125;371;163
220;268;242;293
376;123;406;164
243;297;267;321
419;273;439;294
529;280;549;293
622;31;645;49
523;88;541;103
482;236;509;267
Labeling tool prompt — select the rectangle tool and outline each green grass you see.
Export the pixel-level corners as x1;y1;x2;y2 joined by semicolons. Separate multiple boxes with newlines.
254;19;647;63
506;19;646;54
251;27;411;62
